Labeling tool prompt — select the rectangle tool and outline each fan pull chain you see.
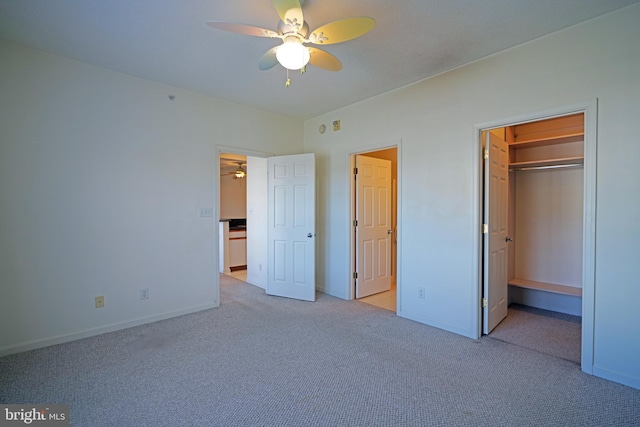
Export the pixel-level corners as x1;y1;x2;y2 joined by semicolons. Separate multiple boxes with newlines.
285;66;307;87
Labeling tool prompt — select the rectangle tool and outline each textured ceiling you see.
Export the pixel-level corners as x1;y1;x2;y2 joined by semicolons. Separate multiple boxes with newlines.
1;0;638;119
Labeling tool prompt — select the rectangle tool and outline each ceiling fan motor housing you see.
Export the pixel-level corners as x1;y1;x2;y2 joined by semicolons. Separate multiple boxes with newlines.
278;20;309;37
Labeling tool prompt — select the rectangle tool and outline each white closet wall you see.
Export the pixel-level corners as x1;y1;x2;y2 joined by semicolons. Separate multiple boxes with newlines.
514;165;583;288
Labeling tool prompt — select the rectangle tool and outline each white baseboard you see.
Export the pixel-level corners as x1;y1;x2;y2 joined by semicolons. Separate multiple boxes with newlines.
592;365;640;390
0;303;218;357
245;273;265;289
398;309;476;339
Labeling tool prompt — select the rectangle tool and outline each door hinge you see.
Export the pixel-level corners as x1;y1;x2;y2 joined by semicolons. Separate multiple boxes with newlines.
353;219;358;227
482;224;488;234
353;272;358;279
482;298;488;308
483;148;489;160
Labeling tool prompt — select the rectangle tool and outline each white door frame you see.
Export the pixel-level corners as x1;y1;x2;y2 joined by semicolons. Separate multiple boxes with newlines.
214;145;272;304
347;140;402;308
472;100;598;374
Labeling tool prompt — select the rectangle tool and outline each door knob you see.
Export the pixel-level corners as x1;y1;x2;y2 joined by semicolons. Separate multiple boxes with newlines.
307;233;314;238
387;230;392;235
506;236;513;242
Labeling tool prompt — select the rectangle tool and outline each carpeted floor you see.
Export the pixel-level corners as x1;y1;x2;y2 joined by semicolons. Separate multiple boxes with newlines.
1;275;639;426
489;304;582;364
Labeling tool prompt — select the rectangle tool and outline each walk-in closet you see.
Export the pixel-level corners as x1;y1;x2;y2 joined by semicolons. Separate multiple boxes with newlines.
484;113;585;363
506;113;584;315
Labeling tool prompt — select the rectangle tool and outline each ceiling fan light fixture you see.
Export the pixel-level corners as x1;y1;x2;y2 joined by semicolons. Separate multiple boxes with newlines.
207;3;375;76
234;163;246;178
276;38;310;70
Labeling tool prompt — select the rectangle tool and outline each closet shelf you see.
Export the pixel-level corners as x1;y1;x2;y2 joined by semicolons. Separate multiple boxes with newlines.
509;156;584;170
508;133;584;149
508;278;582;297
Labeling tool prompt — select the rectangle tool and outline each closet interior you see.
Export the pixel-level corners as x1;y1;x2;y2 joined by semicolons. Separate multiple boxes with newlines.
504;112;584;316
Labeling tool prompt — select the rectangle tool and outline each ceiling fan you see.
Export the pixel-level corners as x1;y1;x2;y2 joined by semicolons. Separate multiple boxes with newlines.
207;0;375;86
221;162;247;179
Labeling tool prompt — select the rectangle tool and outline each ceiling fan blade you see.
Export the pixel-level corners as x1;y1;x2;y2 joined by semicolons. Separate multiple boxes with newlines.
307;47;342;71
309;17;375;45
259;47;279;70
272;0;304;30
206;22;279;38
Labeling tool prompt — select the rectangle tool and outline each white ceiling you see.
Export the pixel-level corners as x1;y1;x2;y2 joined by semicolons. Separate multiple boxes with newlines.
1;0;638;120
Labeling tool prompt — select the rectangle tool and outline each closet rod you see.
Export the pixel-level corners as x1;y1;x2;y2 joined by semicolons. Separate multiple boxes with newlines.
510;163;583;172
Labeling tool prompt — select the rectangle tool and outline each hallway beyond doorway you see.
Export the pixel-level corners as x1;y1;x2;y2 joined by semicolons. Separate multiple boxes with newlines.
227;269;247;282
358;283;396;312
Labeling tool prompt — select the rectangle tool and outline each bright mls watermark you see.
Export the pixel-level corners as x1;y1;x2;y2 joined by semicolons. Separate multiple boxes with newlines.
1;405;69;426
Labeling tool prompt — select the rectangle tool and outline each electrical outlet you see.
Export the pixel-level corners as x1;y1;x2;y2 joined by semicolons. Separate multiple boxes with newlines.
95;296;104;308
418;287;425;299
140;288;149;300
259;264;262;272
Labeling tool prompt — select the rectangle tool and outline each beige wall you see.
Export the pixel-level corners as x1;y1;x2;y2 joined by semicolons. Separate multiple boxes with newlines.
304;4;640;388
220;173;247;219
0;40;303;355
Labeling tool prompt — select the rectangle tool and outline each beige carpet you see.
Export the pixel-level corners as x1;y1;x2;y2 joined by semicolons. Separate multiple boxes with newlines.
489;304;581;364
1;276;637;426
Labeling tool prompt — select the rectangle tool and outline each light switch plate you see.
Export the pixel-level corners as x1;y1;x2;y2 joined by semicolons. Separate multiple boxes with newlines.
199;208;213;217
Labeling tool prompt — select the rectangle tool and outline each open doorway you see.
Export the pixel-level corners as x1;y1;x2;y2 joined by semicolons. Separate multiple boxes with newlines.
219;153;249;282
350;146;398;312
216;147;271;299
216;148;317;303
479;107;596;367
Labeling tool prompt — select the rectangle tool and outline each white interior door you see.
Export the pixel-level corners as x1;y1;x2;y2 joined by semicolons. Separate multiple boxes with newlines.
355;155;392;298
267;153;316;301
483;132;509;334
